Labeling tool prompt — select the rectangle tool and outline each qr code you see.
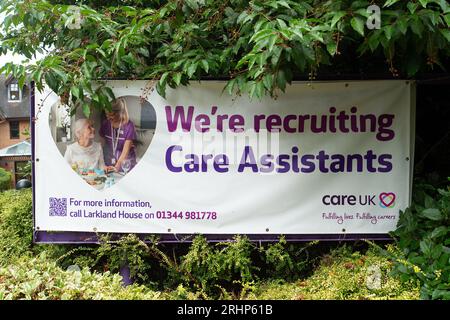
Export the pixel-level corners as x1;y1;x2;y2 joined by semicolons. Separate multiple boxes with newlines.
49;197;67;216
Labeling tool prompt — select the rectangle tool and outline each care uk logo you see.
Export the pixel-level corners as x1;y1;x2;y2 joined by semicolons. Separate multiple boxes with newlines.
322;192;396;209
379;192;396;208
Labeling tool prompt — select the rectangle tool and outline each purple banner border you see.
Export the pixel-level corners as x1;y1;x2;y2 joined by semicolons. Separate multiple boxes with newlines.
31;82;37;238
34;231;392;244
30;80;394;245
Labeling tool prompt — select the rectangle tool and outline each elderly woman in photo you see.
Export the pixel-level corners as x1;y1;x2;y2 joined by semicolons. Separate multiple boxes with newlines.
64;118;106;171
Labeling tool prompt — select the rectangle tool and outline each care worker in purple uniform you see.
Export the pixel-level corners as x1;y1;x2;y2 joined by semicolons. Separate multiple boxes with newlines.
99;97;137;174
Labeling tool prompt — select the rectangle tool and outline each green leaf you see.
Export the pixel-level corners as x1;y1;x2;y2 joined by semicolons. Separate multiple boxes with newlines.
431;244;443;259
137;47;149;57
18;75;26;90
397;18;408;35
445;14;450;27
407;2;418;14
82;103;91;118
160;72;169;86
50;68;68;83
185;0;199;11
431;226;448;238
276;18;287;29
419;239;433;255
271;46;283;65
44;73;58;92
173;72;182;86
71;86;81;99
248;55;257;70
250;29;274;43
254;19;266;33
103;87;115;101
224;79;236;95
424;194;434;208
276;70;287;91
421;208;442;221
277;1;291;9
155;81;166;97
418;0;428;8
350;17;365;36
121;6;137;15
200;60;209;73
410;17;424;37
98;93;111;110
441;29;450;43
254;81;264;100
384;25;394;40
268;35;278;52
186;62;198;78
237;11;248;25
355;8;371;18
326;42;337;55
262;74;273;90
368;34;380;51
248;81;257;99
31;68;43;85
384;0;401;7
439;0;450;13
331;11;347;28
432;289;450;300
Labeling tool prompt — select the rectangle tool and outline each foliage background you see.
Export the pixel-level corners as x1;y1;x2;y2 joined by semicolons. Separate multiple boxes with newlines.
0;168;12;192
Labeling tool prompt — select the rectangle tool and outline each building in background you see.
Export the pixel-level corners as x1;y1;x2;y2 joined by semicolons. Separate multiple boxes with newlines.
0;75;31;187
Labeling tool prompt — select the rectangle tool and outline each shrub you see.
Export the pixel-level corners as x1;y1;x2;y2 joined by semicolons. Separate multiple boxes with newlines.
51;234;321;299
0;189;84;268
382;178;450;300
94;234;152;282
0;189;34;264
154;235;258;298
247;245;419;300
0;253;161;300
0;168;12;191
262;237;318;280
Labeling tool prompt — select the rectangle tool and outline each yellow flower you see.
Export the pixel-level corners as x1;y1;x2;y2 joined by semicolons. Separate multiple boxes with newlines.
413;265;421;273
434;270;442;279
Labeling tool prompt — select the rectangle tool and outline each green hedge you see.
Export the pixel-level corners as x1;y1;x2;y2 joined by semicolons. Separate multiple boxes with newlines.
0;189;33;264
0;253;160;300
0;168;12;191
386;178;450;300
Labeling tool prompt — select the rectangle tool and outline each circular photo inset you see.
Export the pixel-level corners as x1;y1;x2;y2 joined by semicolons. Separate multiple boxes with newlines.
48;96;157;190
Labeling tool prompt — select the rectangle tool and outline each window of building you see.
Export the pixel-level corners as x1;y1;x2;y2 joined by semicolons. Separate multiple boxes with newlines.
9;83;21;101
10;121;20;139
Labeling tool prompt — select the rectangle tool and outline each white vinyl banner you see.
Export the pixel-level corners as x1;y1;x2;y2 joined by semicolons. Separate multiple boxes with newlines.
34;80;414;235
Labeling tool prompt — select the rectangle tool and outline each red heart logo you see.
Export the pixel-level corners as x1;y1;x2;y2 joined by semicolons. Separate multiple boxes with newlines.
379;192;396;207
